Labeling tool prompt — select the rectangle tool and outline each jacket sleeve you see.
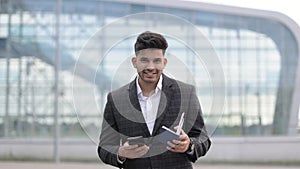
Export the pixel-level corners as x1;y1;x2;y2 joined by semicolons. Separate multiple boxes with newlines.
185;86;211;162
97;92;124;168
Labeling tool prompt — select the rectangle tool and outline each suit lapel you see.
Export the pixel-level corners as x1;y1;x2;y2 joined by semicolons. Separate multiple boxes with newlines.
152;75;175;136
128;79;151;137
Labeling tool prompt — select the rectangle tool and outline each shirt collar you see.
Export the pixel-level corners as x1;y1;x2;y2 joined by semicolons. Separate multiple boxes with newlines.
136;75;163;96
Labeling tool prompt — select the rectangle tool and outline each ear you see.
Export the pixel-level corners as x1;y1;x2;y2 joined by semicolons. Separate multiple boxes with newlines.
163;57;168;67
132;57;137;68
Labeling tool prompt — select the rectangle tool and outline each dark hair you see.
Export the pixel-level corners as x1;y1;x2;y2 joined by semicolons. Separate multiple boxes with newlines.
134;31;168;55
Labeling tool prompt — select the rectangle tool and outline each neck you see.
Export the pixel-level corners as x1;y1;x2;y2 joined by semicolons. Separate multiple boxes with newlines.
139;80;157;97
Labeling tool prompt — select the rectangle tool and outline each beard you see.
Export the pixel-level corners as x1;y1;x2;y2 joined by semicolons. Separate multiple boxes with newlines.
138;69;161;84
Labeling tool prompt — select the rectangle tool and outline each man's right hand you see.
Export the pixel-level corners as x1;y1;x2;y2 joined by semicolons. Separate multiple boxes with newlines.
118;142;149;160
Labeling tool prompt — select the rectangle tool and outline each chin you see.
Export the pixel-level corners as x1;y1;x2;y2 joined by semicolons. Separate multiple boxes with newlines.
144;78;157;83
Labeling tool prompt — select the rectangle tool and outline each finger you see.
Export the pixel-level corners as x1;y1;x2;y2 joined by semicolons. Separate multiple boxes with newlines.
167;144;187;153
180;129;187;134
166;146;173;151
172;139;180;144
167;146;179;152
124;141;138;148
179;134;189;141
124;144;138;150
134;146;149;157
136;149;147;157
174;126;187;135
174;126;179;130
135;145;149;152
167;141;176;148
140;146;149;154
172;139;185;147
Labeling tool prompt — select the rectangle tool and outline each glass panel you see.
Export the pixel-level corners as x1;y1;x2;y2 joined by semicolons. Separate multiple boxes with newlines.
0;0;298;138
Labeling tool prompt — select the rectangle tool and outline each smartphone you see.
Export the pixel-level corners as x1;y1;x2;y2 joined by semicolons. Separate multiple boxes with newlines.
127;136;145;147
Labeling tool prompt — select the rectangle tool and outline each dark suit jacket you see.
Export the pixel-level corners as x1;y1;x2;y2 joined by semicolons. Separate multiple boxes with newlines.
98;74;211;169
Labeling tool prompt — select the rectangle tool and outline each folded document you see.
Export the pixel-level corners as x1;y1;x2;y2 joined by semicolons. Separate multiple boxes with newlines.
158;126;180;145
158;112;185;145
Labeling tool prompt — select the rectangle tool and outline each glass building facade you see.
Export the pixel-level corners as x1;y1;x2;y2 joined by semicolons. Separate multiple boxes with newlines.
0;0;299;140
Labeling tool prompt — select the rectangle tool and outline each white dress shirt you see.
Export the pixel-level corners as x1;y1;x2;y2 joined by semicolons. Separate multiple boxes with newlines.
136;75;162;135
117;76;163;164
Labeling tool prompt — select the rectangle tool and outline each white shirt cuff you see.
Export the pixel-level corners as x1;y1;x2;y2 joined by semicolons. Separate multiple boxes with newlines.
117;153;126;164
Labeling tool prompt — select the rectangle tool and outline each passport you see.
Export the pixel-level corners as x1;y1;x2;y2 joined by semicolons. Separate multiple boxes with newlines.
158;112;185;145
158;126;180;145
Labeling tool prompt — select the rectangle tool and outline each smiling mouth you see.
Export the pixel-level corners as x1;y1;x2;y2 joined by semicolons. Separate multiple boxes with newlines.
143;70;157;73
142;70;158;77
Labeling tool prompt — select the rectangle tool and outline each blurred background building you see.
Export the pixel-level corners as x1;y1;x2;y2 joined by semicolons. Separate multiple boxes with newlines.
0;0;299;163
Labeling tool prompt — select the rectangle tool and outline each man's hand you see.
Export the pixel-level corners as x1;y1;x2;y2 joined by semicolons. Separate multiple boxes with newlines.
118;142;149;160
166;127;190;153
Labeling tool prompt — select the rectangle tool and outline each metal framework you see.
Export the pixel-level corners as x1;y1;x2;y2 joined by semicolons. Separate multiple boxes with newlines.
0;0;299;142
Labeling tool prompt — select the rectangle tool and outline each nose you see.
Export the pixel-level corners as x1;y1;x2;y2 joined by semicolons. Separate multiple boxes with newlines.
146;61;155;70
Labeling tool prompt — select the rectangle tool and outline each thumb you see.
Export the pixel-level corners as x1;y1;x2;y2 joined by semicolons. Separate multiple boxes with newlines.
174;125;179;130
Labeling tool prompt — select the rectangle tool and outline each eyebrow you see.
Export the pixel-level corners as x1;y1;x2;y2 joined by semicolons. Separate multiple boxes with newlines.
153;58;162;61
138;57;163;61
139;57;149;60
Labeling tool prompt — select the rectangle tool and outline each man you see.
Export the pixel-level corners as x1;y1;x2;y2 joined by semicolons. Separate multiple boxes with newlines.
98;31;211;169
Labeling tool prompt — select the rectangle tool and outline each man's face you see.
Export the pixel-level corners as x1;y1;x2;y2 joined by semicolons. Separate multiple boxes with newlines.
132;48;167;84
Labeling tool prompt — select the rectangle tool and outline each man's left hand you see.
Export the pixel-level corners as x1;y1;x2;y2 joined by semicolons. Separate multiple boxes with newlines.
166;127;190;153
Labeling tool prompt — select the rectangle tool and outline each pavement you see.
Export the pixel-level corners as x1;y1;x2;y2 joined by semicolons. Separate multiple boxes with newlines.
0;162;299;169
